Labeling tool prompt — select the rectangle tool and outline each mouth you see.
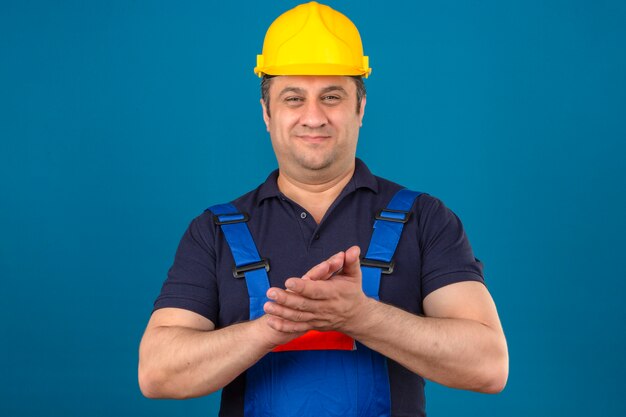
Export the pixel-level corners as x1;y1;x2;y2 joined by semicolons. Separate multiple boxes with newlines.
296;135;332;143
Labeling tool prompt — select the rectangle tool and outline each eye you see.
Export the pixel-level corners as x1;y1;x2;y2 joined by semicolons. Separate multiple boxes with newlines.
284;96;304;104
321;95;342;104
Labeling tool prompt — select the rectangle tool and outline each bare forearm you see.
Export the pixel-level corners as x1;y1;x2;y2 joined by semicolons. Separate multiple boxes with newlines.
346;299;509;393
139;319;272;399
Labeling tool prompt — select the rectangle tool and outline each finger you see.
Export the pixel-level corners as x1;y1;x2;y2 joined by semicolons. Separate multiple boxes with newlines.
263;301;316;322
267;286;326;309
341;246;362;277
282;278;333;300
302;251;345;281
266;315;313;333
300;261;332;281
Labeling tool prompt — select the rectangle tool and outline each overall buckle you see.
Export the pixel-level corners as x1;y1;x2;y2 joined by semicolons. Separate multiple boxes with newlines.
361;258;395;275
233;259;270;278
213;212;250;225
375;209;411;224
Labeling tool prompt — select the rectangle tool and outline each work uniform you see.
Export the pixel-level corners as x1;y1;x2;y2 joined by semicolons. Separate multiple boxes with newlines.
153;158;484;416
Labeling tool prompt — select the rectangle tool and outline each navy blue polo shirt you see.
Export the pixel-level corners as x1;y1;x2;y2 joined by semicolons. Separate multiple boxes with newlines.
154;158;484;417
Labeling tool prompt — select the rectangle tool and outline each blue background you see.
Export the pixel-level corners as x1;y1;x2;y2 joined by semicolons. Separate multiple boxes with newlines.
1;0;625;415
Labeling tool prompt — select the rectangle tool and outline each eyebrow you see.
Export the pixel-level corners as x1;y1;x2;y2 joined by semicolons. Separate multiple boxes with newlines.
278;87;306;97
278;85;348;97
320;86;348;95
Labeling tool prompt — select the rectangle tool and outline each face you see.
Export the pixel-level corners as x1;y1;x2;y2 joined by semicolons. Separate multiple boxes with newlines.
261;76;366;181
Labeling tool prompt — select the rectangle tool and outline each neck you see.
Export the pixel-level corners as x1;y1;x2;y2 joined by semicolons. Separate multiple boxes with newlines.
277;162;355;224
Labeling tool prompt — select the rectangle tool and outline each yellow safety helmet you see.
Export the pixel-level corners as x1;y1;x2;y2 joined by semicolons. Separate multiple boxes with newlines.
254;1;371;78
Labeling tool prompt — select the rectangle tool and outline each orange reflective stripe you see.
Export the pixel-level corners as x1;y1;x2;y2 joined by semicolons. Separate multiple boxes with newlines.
272;330;355;352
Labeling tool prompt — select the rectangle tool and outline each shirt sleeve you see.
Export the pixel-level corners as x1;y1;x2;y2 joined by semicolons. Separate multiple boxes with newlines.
418;195;485;300
153;212;219;324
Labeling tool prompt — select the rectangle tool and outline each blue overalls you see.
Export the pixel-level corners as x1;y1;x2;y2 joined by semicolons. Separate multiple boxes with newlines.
208;189;422;417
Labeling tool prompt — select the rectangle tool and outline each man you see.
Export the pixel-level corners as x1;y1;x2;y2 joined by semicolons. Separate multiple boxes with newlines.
138;2;508;416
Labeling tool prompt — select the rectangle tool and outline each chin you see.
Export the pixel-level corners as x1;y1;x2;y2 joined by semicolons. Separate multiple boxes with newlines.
299;158;334;172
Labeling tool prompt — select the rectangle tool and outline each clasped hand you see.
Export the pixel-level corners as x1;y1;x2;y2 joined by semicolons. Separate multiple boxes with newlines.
263;245;369;334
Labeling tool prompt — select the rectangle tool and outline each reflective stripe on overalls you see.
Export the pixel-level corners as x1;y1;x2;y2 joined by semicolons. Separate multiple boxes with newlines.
208;189;422;417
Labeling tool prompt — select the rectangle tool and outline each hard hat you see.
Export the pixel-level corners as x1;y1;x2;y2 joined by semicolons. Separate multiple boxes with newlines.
254;1;371;78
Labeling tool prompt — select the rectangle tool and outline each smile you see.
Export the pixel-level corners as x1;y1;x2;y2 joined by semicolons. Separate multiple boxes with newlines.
296;135;332;143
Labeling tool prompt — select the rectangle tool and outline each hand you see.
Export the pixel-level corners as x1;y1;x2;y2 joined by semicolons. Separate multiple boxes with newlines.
254;314;306;350
263;246;371;334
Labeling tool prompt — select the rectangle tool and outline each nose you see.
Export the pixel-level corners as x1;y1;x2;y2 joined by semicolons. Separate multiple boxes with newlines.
300;100;328;128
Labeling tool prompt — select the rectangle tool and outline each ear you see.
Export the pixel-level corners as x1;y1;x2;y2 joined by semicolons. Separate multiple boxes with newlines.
260;98;270;132
358;96;367;127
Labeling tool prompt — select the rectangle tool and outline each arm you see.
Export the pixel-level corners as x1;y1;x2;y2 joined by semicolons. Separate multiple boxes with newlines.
139;213;305;399
263;246;509;393
138;308;301;399
349;281;508;393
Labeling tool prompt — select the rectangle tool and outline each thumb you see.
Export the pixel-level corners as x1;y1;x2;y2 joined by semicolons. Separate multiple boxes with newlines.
341;246;362;277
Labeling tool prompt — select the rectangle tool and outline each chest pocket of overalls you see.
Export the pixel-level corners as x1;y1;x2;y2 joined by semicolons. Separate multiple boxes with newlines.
208;189;421;417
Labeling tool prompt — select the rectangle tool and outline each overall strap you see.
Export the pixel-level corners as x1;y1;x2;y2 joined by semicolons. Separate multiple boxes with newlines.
209;203;354;351
361;188;423;299
207;203;270;320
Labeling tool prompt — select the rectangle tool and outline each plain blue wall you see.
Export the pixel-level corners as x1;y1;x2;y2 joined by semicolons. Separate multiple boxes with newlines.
1;1;625;416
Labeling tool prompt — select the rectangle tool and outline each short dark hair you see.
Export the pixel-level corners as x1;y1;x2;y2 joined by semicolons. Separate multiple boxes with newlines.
261;75;366;117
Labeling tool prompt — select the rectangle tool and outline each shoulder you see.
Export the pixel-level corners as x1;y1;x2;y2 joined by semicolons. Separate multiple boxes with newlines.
210;170;279;214
373;174;441;215
196;176;273;243
372;173;463;236
414;194;451;220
